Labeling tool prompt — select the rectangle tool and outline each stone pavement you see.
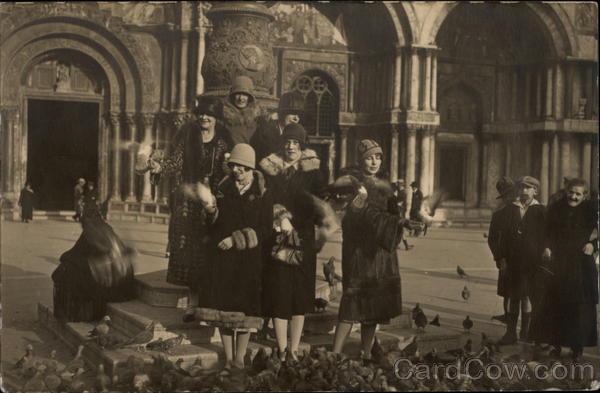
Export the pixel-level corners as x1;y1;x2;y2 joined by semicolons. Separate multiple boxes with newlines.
2;219;599;380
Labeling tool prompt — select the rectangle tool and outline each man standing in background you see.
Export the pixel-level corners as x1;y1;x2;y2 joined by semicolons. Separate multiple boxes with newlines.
72;178;85;222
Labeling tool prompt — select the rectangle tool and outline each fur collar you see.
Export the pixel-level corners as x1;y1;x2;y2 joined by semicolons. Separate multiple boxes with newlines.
217;170;267;198
259;149;320;176
223;100;262;126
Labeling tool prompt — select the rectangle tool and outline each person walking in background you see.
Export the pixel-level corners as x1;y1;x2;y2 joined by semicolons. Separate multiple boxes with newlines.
409;181;424;236
497;176;546;345
18;182;35;223
73;178;86;222
137;95;231;323
223;75;263;145
389;180;413;250
259;123;325;362
197;144;273;371
251;91;305;162
487;177;516;324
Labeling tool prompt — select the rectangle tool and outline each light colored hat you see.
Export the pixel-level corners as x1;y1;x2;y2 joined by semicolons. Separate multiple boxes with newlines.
229;143;256;169
517;176;540;190
357;139;383;161
229;75;255;102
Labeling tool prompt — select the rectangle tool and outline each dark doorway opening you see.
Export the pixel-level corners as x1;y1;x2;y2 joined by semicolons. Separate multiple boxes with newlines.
27;99;99;210
438;144;467;201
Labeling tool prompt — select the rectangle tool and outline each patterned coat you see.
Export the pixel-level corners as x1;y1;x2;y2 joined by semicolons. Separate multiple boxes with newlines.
157;121;230;288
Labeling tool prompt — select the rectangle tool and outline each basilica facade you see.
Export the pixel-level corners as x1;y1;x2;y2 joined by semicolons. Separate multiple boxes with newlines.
1;2;597;221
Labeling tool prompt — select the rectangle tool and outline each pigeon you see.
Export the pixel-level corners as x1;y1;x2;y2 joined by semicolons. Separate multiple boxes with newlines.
323;256;342;287
483;233;488;238
464;338;473;353
117;320;156;351
457;265;469;279
88;315;111;338
314;298;328;313
147;333;187;354
414;310;428;332
14;343;35;370
429;314;440;326
481;332;501;354
462;316;473;333
461;285;470;301
411;303;423;321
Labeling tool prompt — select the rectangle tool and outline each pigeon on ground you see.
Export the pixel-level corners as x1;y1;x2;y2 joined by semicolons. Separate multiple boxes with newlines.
462;316;473;333
397;335;418;356
483;233;488;238
411;303;423;320
461;285;471;301
464;338;473;353
323;256;342;287
147;333;187;354
117;320;157;351
457;265;469;279
429;314;440;326
414;310;428;332
88;315;111;338
14;344;34;370
314;298;328;313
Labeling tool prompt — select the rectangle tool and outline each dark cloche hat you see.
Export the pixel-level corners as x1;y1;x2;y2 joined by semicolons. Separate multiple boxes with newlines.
495;176;515;199
194;95;224;119
278;91;305;115
281;123;307;144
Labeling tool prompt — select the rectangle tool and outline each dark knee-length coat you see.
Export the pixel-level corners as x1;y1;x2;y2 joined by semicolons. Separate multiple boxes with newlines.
18;187;35;221
199;171;273;329
336;168;404;324
154;122;230;289
530;198;598;348
259;149;324;319
487;204;513;297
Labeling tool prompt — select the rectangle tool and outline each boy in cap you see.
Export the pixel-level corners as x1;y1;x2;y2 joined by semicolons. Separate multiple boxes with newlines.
487;177;516;324
251;91;305;162
223;75;263;145
497;175;546;345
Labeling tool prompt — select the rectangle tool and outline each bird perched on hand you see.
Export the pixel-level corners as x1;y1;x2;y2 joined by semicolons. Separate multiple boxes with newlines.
456;265;469;279
461;286;470;301
314;298;328;313
429;314;440;326
414;310;428;332
462;316;473;333
323;256;342;288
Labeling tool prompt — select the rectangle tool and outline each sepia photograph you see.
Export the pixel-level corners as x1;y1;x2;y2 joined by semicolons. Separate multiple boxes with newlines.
0;1;598;391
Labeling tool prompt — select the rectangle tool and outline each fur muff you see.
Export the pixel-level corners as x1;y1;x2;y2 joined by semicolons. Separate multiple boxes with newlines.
338;167;393;211
231;230;246;250
241;227;258;249
258;149;321;177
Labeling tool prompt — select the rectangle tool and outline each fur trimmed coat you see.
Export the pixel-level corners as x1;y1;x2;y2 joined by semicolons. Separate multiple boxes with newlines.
199;171;273;329
223;100;263;145
336;168;404;324
259;149;325;319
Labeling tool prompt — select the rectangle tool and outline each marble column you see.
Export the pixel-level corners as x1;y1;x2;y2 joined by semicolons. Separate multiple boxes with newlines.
423;51;432;112
161;24;174;110
409;48;420;111
428;129;436;195
565;62;575;118
545;66;554;119
389;125;400;183
504;136;511;177
550;132;560;194
339;126;349;169
2;108;16;194
180;31;190;109
393;46;402;108
554;62;563;119
431;52;438;112
405;126;417;212
480;133;492;207
559;133;570;183
196;3;206;96
99;114;110;202
535;70;543;118
141;114;155;202
420;128;431;192
109;112;122;200
540;133;550;204
124;113;138;202
582;134;592;186
524;70;531;119
171;29;180;110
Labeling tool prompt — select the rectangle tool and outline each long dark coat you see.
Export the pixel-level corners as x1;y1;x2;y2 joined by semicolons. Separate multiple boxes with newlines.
500;201;546;299
337;169;404;324
223;100;262;145
530;199;598;348
18;187;34;221
250;117;283;163
259;149;324;319
488;204;513;297
200;171;273;326
52;210;135;321
159;122;230;288
409;189;424;220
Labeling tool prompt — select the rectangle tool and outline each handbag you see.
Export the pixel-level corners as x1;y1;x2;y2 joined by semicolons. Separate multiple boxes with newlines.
271;230;303;266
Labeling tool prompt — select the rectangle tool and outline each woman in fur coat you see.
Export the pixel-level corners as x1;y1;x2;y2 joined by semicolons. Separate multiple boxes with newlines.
330;139;410;362
223;75;263;145
197;144;273;370
137;96;231;322
259;123;325;361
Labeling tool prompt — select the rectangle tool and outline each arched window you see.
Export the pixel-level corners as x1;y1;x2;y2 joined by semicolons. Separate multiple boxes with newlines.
292;71;338;137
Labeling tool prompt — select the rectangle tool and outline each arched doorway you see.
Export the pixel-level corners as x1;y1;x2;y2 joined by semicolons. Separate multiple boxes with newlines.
291;70;339;182
23;51;106;210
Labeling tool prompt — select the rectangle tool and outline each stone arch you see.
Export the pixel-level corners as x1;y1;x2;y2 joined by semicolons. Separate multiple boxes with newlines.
282;61;347;111
420;2;577;58
0;3;158;111
383;2;415;46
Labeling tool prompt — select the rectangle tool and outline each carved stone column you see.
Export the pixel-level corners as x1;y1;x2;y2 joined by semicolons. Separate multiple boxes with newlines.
480;133;492;207
540;132;550;204
550;132;560;194
171;28;180;110
535;70;543;118
196;3;207;96
339;126;349;170
180;30;190;109
124;113;138;202
405;125;417;213
582;134;592;186
409;48;420;111
99;113;110;202
160;24;174;110
423;50;432;112
393;46;402;109
109;112;122;200
389;125;400;183
504;135;511;177
141;114;155;202
545;65;554;119
559;133;570;183
428;128;436;195
524;70;531;119
420;128;431;192
202;2;276;106
431;52;438;112
554;62;563;119
1;108;16;195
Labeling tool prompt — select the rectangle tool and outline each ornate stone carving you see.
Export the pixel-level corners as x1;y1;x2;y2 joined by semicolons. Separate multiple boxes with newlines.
282;59;347;111
576;3;597;34
201;3;276;103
